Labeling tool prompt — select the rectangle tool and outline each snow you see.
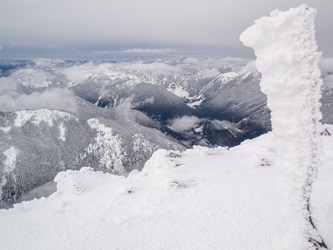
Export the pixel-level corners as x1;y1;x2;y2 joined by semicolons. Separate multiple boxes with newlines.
0;126;11;133
312;125;333;246
132;133;155;155
14;109;74;127
240;4;324;248
58;123;66;141
167;83;190;98
3;146;18;173
198;72;238;96
0;5;331;250
0;130;331;249
85;118;126;172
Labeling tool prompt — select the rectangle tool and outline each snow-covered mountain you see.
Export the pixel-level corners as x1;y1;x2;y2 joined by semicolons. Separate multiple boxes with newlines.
0;103;185;208
1;55;332;206
3;56;331;148
0;57;271;147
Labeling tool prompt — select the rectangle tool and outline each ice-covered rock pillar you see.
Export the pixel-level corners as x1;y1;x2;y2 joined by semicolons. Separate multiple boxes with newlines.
240;4;325;249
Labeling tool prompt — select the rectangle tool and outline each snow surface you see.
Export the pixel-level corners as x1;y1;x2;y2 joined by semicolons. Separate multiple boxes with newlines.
14;109;75;127
167;83;190;98
312;126;333;248
3;146;18;173
0;127;332;249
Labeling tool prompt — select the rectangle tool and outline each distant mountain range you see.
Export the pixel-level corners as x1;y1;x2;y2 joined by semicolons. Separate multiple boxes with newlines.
0;57;332;207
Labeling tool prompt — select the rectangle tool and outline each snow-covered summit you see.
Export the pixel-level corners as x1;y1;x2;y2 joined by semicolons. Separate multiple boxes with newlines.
0;125;332;249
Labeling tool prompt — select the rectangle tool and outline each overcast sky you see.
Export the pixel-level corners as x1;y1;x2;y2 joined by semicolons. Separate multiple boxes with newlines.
0;0;332;59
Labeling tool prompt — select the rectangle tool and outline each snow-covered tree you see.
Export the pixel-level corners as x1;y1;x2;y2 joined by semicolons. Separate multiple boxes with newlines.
240;4;327;249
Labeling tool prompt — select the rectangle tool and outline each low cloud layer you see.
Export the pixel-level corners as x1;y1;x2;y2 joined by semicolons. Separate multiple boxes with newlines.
95;48;173;54
0;87;78;113
120;61;180;74
63;61;180;84
211;120;242;132
120;48;173;54
183;57;200;65
168;116;204;133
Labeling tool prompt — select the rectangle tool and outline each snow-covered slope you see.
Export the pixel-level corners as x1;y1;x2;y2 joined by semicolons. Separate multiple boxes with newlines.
198;71;270;134
0;125;331;249
0;106;185;208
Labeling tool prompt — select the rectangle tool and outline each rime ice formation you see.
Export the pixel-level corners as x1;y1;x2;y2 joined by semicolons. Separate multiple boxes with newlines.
240;4;324;249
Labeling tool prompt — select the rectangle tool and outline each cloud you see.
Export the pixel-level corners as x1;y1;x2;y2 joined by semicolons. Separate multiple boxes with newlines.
198;68;221;78
0;88;78;113
62;61;180;83
95;48;173;54
241;60;257;73
211;120;238;131
62;63;96;83
219;57;250;63
114;96;135;121
168;116;205;133
319;57;333;75
1;1;332;58
324;74;333;88
318;57;333;88
94;51;115;54
120;48;173;54
10;41;18;47
0;45;2;51
62;60;180;84
62;62;118;83
0;78;18;96
182;57;200;65
120;61;180;73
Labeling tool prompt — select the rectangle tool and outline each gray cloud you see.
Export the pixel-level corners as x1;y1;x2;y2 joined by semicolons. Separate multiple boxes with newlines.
0;0;332;58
